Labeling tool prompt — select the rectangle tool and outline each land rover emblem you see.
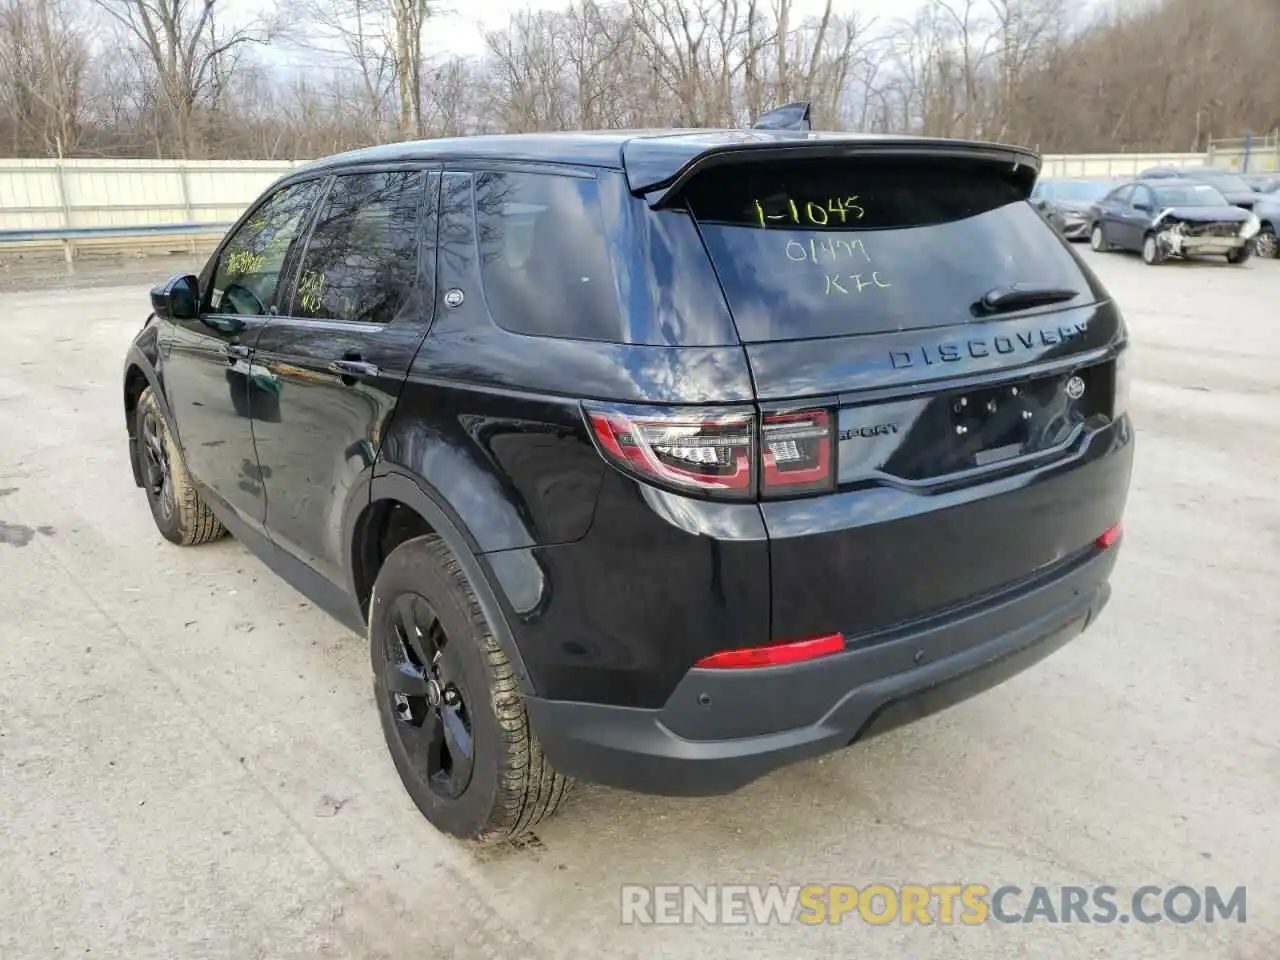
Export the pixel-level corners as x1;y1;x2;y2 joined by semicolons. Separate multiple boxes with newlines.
1065;375;1086;400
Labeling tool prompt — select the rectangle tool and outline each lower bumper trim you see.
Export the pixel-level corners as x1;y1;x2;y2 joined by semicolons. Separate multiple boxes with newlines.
526;551;1115;797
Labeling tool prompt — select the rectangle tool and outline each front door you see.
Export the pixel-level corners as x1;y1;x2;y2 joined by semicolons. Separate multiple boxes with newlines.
163;179;322;530
251;168;438;587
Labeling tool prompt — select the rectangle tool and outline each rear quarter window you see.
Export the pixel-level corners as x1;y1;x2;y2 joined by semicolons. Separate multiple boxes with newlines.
685;156;1095;342
475;171;623;341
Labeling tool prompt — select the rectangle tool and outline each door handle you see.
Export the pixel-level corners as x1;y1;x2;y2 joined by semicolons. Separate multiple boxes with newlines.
226;343;251;360
328;359;380;380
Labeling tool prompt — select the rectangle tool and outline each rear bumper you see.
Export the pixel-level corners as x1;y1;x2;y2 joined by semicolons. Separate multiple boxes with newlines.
526;543;1117;796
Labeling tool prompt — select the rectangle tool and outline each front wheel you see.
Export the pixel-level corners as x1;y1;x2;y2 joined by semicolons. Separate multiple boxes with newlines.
1089;224;1110;252
1141;233;1165;265
135;388;226;546
369;534;570;843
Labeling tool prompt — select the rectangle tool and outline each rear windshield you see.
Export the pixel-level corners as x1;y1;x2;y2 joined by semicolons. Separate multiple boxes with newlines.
1041;179;1111;202
684;156;1093;342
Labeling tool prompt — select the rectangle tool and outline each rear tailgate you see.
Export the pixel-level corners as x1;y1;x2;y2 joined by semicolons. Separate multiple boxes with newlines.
679;147;1132;642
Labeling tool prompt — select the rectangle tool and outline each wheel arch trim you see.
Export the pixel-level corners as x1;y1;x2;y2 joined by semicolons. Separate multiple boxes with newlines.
361;466;536;696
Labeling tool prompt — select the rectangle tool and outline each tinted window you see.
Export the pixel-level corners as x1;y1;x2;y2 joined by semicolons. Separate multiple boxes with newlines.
474;171;622;340
1107;185;1134;204
1199;172;1251;193
292;170;425;324
1152;184;1228;207
211;180;319;316
684;157;1091;342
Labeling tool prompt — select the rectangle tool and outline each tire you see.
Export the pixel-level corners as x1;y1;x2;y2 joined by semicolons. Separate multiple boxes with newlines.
135;387;226;546
1141;233;1164;265
1227;244;1252;265
1089;224;1110;252
369;534;570;843
1255;226;1278;259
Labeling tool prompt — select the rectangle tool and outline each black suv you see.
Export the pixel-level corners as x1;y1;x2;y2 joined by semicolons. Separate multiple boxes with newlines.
123;128;1133;842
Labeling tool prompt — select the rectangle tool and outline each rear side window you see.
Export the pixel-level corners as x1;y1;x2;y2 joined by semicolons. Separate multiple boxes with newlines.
684;156;1093;342
291;170;425;324
474;171;622;340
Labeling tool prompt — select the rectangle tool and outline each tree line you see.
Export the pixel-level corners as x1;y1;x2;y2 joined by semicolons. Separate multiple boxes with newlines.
1;0;1277;161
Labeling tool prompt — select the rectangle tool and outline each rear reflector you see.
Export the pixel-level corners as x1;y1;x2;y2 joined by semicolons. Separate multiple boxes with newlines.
694;633;845;669
1096;523;1122;549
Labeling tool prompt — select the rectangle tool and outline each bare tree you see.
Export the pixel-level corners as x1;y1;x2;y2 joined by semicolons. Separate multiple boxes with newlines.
88;0;275;157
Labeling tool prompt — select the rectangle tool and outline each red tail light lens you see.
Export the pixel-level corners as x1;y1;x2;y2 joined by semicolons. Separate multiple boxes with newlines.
586;404;755;499
761;409;834;495
695;633;846;669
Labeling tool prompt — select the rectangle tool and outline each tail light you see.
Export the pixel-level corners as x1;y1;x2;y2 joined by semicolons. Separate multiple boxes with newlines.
585;402;836;501
586;404;755;499
1096;523;1122;549
761;409;835;495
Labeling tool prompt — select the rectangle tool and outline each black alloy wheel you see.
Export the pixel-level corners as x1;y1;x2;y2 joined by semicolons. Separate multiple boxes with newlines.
140;409;175;523
380;592;476;801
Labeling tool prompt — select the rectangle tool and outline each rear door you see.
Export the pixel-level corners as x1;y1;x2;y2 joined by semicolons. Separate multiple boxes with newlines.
679;150;1131;642
251;167;438;587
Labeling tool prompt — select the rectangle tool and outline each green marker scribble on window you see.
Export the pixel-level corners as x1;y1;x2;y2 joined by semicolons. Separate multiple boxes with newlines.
226;250;265;276
298;270;325;313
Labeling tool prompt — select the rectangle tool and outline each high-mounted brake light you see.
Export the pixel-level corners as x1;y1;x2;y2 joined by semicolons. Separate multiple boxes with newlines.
587;404;755;499
695;633;846;669
761;409;834;494
1096;523;1122;549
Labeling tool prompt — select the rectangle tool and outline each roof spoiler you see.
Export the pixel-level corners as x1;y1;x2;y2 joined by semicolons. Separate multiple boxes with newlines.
626;138;1042;207
752;102;812;132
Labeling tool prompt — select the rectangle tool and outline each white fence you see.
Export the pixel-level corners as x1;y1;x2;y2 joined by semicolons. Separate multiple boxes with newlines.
0;150;1240;237
0;158;303;233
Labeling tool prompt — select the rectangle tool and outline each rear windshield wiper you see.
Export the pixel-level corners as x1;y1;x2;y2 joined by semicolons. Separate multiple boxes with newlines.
973;283;1080;316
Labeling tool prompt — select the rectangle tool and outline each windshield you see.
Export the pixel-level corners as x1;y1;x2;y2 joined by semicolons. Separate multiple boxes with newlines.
1043;180;1111;202
684;156;1091;342
1199;172;1251;193
1152;184;1229;207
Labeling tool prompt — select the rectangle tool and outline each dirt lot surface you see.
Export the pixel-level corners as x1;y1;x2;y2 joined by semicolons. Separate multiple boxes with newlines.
1;249;1277;959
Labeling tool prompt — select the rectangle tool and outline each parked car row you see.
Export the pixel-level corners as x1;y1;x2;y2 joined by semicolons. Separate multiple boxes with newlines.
1033;165;1280;264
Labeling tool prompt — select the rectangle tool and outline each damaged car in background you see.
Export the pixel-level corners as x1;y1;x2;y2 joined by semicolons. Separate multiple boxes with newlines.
1030;177;1116;240
1089;178;1260;265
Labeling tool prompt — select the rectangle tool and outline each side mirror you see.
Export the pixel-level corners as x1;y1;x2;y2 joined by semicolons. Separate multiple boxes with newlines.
150;274;199;322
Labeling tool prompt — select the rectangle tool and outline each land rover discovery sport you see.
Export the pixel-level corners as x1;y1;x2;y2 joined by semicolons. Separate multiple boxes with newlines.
123;128;1133;842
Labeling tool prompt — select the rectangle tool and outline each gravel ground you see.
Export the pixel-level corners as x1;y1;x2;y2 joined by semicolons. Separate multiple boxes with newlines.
0;247;1276;959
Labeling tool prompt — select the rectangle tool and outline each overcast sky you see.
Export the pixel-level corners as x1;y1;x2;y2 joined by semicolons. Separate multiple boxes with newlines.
425;0;909;56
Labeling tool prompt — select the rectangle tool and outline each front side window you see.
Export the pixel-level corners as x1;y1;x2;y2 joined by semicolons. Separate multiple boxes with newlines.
473;170;622;340
291;170;426;324
211;180;320;316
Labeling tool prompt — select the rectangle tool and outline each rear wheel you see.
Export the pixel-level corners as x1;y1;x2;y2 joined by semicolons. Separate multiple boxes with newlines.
1254;226;1278;259
1089;224;1110;252
135;388;226;546
1141;233;1164;265
369;534;570;842
1227;244;1252;265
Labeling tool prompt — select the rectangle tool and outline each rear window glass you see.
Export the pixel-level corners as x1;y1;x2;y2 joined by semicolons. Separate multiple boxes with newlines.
684;157;1092;342
475;171;622;341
